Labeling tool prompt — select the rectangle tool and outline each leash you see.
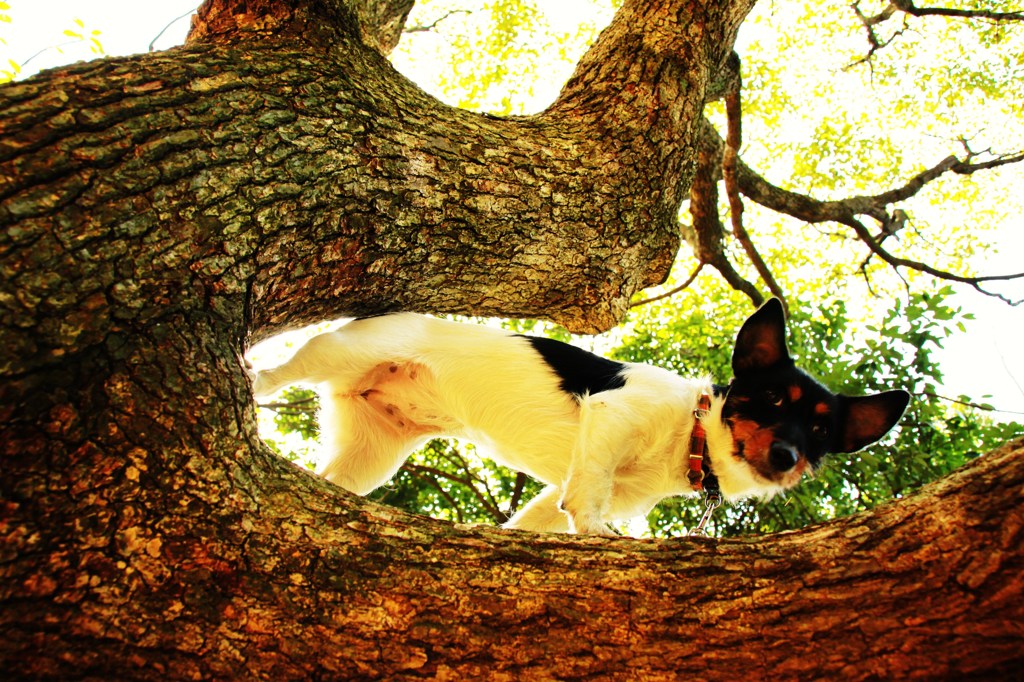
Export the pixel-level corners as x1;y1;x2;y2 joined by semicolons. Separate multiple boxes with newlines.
687;392;723;537
690;492;723;537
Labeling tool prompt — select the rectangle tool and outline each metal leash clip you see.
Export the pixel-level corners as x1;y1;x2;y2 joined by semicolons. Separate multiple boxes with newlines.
689;492;722;537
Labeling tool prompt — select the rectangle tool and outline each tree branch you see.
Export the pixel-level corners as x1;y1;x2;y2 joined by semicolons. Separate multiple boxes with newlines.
843;215;1024;304
401;459;507;524
347;0;416;54
257;397;318;414
688;138;764;307
721;79;787;308
849;0;1023;67
507;471;529;517
404;9;472;34
399;463;469;523
630;263;705;307
920;391;1024;417
438;445;509;522
892;0;1024;22
849;0;910;69
149;6;198;52
701;117;1024;302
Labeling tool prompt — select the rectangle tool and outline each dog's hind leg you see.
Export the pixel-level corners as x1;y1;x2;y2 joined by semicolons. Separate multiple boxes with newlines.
252;331;354;397
252;317;408;398
503;485;570;533
317;392;423;495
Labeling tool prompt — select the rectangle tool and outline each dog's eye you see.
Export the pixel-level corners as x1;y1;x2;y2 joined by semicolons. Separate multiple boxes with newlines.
812;422;829;440
764;389;784;407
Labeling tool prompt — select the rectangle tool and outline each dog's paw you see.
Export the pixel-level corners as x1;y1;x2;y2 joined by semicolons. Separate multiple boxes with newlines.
568;514;616;537
251;371;274;398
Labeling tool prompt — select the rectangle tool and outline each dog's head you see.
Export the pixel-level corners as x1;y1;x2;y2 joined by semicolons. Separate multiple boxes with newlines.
719;299;910;492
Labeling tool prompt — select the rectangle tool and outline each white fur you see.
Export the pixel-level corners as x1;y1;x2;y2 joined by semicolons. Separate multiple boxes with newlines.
253;314;778;534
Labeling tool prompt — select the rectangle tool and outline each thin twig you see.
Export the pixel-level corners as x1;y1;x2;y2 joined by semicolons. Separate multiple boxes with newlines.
405;9;472;33
406;448;506;523
842;216;1024;304
149;5;200;52
630;264;705;308
847;0;1022;69
704;112;1024;303
442;446;507;521
847;1;910;71
920;391;1024;416
400;464;468;523
258;397;318;413
507;472;529;517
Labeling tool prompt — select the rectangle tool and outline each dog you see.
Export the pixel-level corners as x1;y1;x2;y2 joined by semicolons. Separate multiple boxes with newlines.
252;299;910;535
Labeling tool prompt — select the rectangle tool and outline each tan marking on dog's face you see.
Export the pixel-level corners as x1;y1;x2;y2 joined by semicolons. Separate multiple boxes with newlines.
788;385;803;403
814;402;830;416
728;417;809;488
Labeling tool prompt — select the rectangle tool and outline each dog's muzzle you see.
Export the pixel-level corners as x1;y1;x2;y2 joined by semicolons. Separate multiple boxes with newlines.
769;442;800;472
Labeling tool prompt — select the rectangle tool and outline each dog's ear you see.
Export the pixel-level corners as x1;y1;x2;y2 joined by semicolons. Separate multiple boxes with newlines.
837;390;911;453
733;298;790;374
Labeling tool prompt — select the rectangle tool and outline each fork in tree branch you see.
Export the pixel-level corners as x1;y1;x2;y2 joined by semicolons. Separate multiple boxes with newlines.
727;132;1024;304
849;0;1024;68
663;108;1024;307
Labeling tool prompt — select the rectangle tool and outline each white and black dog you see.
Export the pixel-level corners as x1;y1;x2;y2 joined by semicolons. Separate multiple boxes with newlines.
253;300;909;535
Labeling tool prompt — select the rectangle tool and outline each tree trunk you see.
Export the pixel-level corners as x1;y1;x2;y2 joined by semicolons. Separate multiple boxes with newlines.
1;0;1020;678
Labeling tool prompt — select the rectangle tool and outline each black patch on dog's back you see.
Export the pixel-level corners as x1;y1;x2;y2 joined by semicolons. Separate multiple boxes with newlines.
523;336;626;398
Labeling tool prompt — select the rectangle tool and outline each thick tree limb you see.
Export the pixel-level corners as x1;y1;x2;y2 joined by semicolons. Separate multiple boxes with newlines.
347;0;416;54
189;0;413;53
3;414;1021;678
0;0;758;377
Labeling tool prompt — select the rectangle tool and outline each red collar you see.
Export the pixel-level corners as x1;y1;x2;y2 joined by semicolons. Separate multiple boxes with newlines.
687;393;713;491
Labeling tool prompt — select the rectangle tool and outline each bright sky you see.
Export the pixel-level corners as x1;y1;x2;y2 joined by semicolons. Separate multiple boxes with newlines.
2;1;1022;417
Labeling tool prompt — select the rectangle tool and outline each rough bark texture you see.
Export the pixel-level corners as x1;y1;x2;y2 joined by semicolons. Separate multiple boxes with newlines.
1;0;1021;678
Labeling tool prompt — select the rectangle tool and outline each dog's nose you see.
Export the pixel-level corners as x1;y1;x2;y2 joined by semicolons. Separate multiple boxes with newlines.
769;443;799;472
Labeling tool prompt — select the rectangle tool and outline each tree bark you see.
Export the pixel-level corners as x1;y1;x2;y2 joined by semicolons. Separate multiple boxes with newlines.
1;0;1020;678
3;427;1021;679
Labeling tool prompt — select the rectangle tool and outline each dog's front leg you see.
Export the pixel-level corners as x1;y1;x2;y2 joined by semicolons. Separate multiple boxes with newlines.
560;469;615;536
559;396;628;536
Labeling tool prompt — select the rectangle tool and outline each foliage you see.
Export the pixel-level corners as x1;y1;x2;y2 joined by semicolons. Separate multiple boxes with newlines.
61;18;104;57
260;385;320;471
0;13;104;84
0;1;13;83
368;440;544;525
393;0;618;115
